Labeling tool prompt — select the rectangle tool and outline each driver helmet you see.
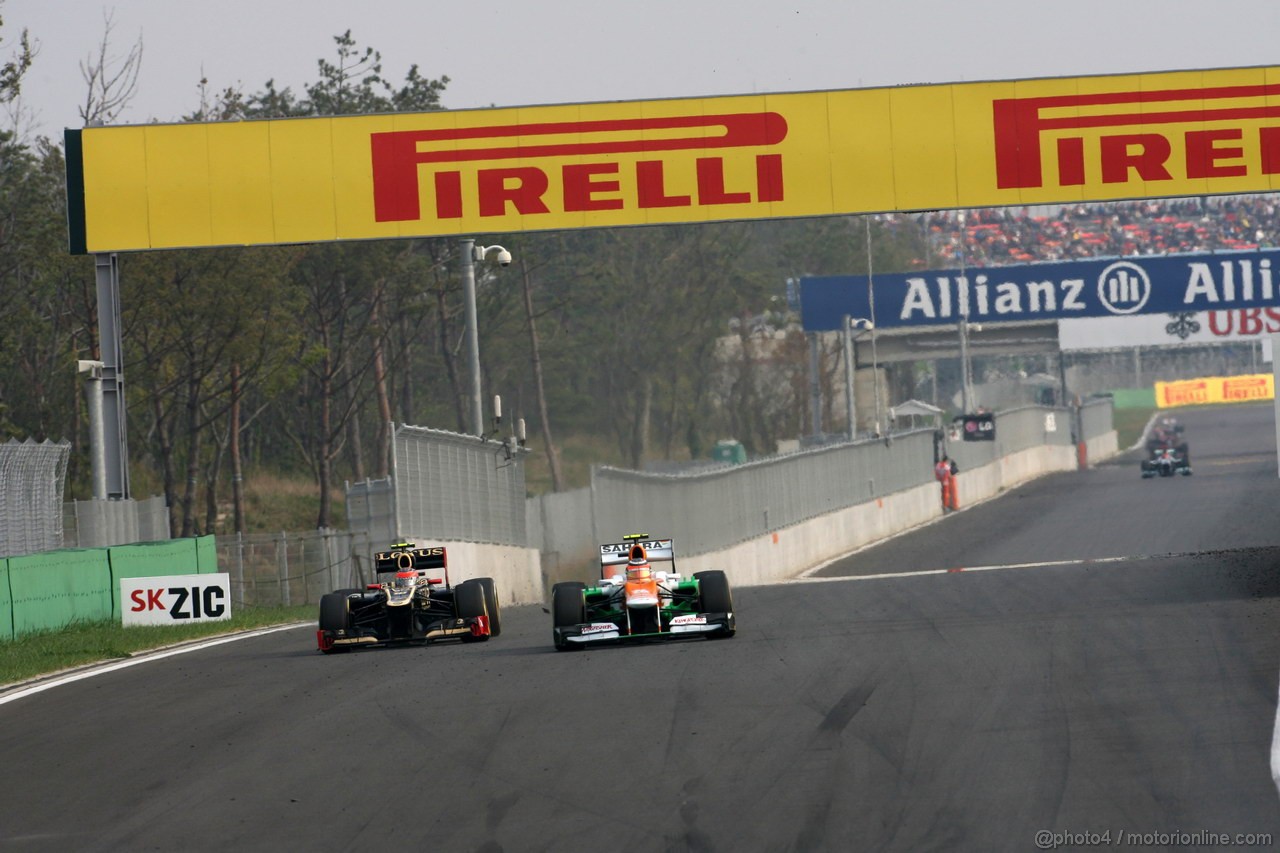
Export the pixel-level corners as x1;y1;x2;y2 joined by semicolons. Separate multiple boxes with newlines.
393;570;417;591
625;544;652;582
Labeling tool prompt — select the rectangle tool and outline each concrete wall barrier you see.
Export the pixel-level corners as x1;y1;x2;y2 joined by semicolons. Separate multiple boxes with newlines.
404;540;544;607
445;432;1125;602
1084;430;1119;465
678;481;939;586
680;436;1121;589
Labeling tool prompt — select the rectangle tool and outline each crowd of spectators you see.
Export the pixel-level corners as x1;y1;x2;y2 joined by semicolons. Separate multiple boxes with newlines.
912;195;1280;268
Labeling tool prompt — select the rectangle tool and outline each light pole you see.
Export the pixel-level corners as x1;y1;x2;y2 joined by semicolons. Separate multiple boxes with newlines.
458;239;512;436
843;316;874;439
956;211;974;413
78;359;107;500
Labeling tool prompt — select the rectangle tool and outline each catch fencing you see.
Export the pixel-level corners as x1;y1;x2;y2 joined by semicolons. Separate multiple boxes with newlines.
0;439;70;559
214;528;371;608
586;428;936;557
63;495;170;548
391;424;527;547
349;401;1114;589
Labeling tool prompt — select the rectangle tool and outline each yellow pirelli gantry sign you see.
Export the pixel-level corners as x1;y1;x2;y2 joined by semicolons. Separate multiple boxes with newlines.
1155;374;1275;408
64;65;1280;253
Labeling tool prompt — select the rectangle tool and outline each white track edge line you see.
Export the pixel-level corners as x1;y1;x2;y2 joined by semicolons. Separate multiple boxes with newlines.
791;553;1153;584
0;623;309;707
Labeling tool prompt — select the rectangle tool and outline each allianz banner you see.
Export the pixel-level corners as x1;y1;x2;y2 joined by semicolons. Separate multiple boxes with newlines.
65;65;1280;253
801;249;1280;331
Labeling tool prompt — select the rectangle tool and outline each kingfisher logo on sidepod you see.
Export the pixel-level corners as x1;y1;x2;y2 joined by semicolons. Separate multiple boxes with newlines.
369;112;788;222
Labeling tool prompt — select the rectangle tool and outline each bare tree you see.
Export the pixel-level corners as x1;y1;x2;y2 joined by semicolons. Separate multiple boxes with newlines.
78;11;142;126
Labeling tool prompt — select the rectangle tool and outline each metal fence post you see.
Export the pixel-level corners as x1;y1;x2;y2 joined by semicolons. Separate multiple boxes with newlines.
235;530;245;608
278;531;290;607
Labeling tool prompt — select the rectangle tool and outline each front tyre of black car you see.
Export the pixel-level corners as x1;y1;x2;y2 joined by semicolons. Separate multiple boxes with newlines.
455;579;490;642
318;592;352;654
474;577;502;637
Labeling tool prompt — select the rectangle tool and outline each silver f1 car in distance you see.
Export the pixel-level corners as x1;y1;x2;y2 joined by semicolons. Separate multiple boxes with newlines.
316;544;500;653
551;535;735;650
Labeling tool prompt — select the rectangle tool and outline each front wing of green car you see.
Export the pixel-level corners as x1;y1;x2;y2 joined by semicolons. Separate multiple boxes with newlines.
552;580;735;650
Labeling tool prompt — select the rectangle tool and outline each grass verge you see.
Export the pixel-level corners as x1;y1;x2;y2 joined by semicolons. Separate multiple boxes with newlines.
1112;407;1157;450
0;604;314;688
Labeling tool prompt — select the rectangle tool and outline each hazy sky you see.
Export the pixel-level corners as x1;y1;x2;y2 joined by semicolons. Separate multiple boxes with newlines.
5;0;1280;136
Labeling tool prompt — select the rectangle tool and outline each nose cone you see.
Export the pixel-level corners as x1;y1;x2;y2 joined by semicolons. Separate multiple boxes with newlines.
626;589;659;607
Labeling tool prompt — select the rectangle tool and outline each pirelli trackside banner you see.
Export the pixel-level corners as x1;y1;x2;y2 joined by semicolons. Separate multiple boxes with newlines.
65;65;1280;253
1155;374;1274;407
801;249;1280;331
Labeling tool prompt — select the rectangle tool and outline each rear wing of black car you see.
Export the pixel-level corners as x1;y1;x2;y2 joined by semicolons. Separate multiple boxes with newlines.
374;546;448;574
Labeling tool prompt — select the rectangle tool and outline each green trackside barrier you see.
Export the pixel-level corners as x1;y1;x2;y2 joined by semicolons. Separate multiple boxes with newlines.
8;548;113;638
108;538;202;619
194;534;218;574
1;557;13;641
1108;388;1157;408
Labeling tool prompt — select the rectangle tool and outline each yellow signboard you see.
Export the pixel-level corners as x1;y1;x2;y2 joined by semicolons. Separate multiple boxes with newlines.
1155;374;1275;408
65;65;1280;253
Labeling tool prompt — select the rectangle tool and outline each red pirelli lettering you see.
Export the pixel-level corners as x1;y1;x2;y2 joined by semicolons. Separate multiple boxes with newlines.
993;82;1280;190
370;112;788;222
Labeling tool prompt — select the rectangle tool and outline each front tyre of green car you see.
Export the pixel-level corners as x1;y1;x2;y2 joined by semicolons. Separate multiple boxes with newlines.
693;570;735;638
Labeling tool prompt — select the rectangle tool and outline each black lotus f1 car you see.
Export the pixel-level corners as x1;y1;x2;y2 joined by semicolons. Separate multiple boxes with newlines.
316;544;500;653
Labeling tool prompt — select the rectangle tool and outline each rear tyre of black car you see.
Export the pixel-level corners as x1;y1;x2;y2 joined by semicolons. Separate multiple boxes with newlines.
552;582;586;651
455;579;490;642
694;570;735;638
475;577;502;637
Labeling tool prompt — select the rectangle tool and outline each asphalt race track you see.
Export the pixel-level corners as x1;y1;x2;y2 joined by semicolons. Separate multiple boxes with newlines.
3;404;1280;851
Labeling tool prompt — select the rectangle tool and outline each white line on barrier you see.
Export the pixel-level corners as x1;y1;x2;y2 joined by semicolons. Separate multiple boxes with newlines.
0;623;309;707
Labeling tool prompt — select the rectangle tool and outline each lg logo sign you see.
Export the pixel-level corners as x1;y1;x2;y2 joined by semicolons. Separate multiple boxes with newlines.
120;573;232;626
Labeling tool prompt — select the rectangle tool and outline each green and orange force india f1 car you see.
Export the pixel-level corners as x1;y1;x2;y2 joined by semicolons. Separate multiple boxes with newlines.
316;544;500;653
551;535;735;650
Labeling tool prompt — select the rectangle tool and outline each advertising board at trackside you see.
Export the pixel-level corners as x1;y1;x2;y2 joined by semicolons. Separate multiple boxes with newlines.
801;249;1280;331
1059;309;1280;352
1154;374;1274;408
120;573;232;627
65;65;1280;254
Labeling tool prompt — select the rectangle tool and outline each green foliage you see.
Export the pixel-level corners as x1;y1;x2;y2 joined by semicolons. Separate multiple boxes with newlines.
0;3;33;106
1113;407;1157;450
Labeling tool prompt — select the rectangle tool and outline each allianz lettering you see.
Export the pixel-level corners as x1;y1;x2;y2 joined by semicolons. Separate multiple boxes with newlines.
897;257;1278;322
